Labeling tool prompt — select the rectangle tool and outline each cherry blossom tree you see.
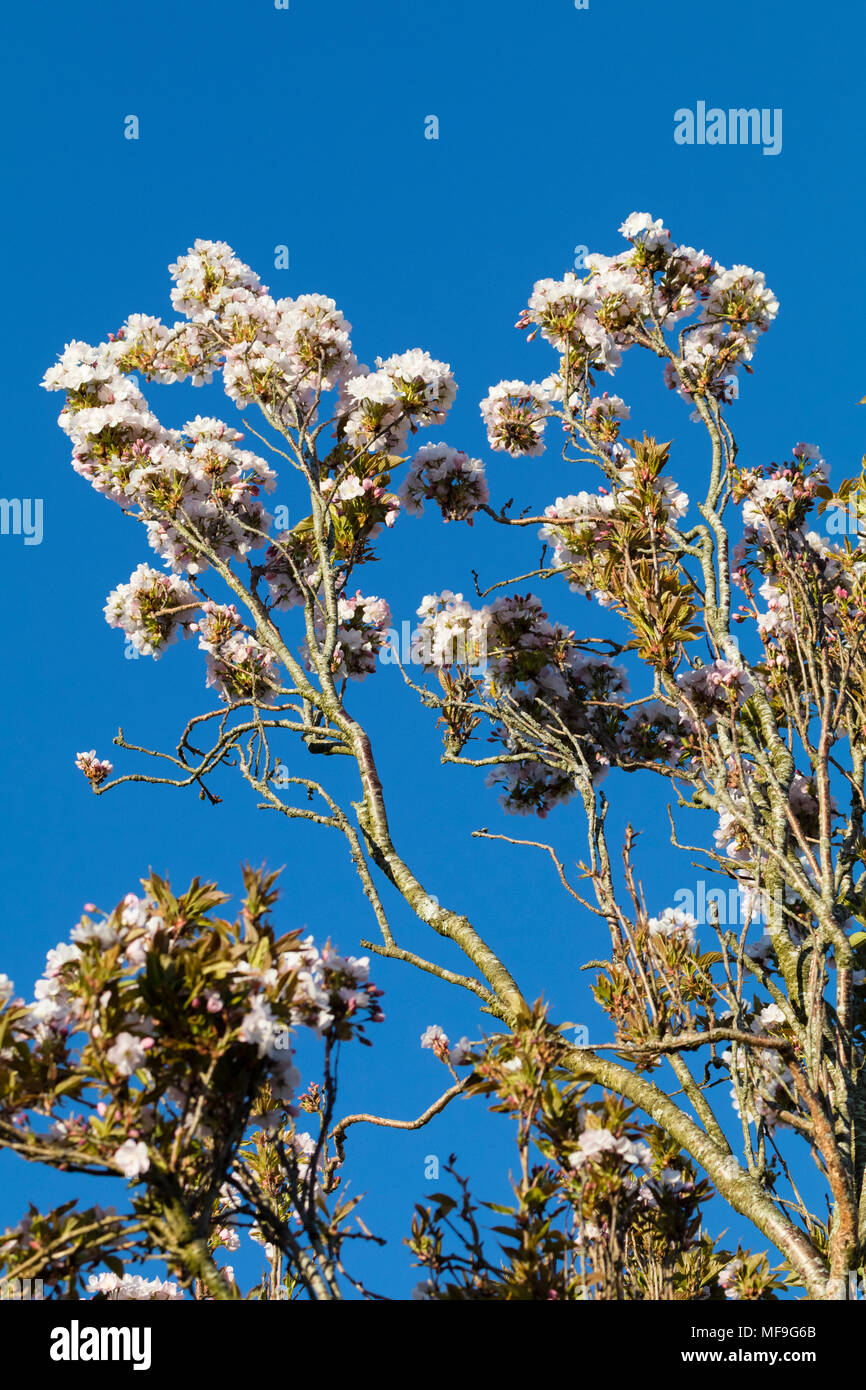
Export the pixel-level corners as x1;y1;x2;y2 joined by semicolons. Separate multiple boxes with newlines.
4;213;866;1299
0;869;386;1300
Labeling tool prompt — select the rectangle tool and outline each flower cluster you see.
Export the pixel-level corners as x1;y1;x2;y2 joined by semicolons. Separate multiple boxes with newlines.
400;443;489;523
509;212;774;417
42;241;472;724
539;490;619;589
517;266;635;375
538;438;689;610
0;862;390;1300
616;701;683;766
735;451;828;543
271;294;358;395
413;592;490;669
306;591;393;680
662;262;778;407
420;1024;472;1066
168;239;264;323
568;1124;651;1170
731;446;866;696
583;392;631;447
103;564;198;657
647;907;698;950
220;294;359;412
86;1272;183;1300
1;871;384;1191
136;416;276;575
480;380;549;457
414;589;631;814
275;937;384;1039
482;593;576;694
74;750;114;788
43;338;180;505
675;656;755;729
339;350;457;455
320;469;401;551
264;525;321;611
191;601;280;704
42;341;275;573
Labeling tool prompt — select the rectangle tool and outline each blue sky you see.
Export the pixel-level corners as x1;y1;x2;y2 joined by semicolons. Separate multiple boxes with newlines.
1;0;864;1298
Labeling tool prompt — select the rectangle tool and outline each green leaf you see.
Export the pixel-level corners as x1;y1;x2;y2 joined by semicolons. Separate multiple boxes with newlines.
428;1194;456;1217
